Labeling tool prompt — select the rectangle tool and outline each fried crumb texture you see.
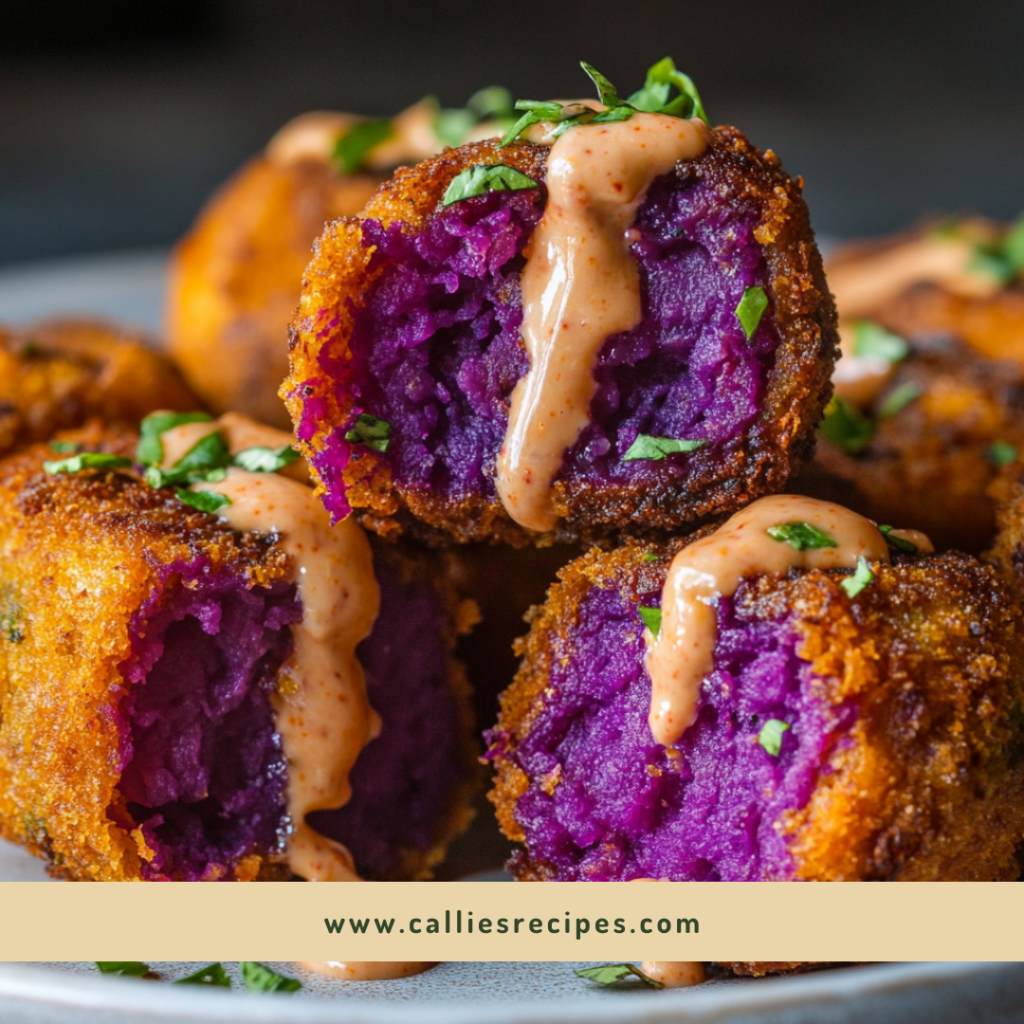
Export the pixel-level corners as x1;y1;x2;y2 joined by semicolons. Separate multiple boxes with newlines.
284;128;837;546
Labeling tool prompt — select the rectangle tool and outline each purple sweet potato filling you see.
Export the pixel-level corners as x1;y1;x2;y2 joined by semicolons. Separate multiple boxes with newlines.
488;581;854;881
311;168;778;508
310;550;465;879
114;559;301;881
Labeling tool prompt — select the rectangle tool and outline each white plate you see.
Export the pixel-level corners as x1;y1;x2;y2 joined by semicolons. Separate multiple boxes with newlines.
0;253;1019;1023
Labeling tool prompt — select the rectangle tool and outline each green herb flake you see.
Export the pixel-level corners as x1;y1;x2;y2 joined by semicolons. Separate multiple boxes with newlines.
442;164;538;206
501;58;707;147
175;489;232;514
146;431;232;489
735;286;769;340
345;413;391;452
820;396;876;455
49;440;80;454
332;119;395;175
137;412;212;466
626;57;708;123
233;445;299;473
42;452;132;475
639;605;662;637
240;962;302;994
580;62;625;108
576;964;664;989
623;435;706;462
877;381;922;419
879;525;918;554
766;521;838;551
174;963;231;987
853;321;909;363
642;552;659;563
757;718;790;756
987;440;1019;468
840;556;874;598
96;962;150;977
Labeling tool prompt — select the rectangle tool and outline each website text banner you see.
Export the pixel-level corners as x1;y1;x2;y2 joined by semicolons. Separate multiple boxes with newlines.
2;882;1023;961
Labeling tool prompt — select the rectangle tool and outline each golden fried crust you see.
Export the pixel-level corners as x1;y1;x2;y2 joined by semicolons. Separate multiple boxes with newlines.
804;339;1024;553
284;130;838;546
167;156;381;428
490;542;1024;881
0;426;292;880
0;319;198;457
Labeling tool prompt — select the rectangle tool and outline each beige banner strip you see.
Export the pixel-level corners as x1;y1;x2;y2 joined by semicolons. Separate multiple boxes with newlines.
2;881;1023;961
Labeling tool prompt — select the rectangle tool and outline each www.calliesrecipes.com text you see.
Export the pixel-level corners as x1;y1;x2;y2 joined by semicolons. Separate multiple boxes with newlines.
324;912;699;940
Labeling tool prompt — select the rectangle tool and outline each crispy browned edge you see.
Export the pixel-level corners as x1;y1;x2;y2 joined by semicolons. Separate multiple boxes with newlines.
167;155;381;429
0;425;293;881
804;339;1024;555
365;541;481;880
489;542;1024;881
284;129;838;546
0;319;200;458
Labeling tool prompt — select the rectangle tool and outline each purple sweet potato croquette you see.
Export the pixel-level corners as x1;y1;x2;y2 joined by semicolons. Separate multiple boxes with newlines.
116;558;300;881
487;582;830;881
310;547;471;879
313;174;777;505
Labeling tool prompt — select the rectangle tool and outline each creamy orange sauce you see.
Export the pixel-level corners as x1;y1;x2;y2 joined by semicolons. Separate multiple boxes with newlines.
831;320;896;407
496;113;710;532
827;234;1001;320
300;962;438;981
646;495;894;748
161;415;380;881
266;99;506;173
641;961;706;988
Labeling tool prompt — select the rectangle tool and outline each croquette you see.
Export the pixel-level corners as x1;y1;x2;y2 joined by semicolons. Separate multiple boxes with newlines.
487;522;1024;881
284;111;837;545
0;318;197;455
804;329;1024;554
0;421;475;881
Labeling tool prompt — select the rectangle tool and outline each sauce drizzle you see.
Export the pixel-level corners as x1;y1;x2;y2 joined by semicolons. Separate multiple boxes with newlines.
645;495;905;748
496;113;709;532
161;414;380;881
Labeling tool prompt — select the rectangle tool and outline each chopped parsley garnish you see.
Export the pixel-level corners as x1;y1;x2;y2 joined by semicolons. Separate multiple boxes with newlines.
642;552;659;563
878;381;922;419
879;524;918;554
137;411;212;466
968;214;1024;286
174;963;231;987
766;521;838;550
233;445;299;473
345;413;391;452
240;962;302;994
332;119;395;175
434;86;515;146
820;396;876;455
42;452;132;475
175;489;232;513
623;435;706;461
735;286;769;340
575;964;664;989
757;718;790;756
639;605;662;637
442;164;538;206
49;440;80;454
987;440;1018;468
1;589;23;644
853;321;909;363
501;57;707;147
96;961;150;977
840;556;874;598
145;431;232;489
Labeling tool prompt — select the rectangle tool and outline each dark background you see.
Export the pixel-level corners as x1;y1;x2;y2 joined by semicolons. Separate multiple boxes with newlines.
1;0;1022;266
